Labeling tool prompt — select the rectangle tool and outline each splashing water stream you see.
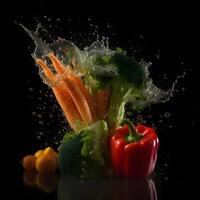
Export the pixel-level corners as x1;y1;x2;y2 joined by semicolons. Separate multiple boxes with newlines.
22;24;176;112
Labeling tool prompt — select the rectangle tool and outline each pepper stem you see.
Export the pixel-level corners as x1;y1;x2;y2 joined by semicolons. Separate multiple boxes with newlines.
120;119;142;143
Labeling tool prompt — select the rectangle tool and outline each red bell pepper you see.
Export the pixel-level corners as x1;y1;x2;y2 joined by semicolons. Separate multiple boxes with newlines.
110;119;159;178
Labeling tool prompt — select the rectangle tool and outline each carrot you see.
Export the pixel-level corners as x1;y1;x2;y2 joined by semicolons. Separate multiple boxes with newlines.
95;89;111;119
37;54;95;126
48;53;65;74
36;59;83;131
63;76;93;124
49;53;95;115
48;53;96;122
36;59;56;83
71;76;97;121
48;53;95;123
52;85;83;130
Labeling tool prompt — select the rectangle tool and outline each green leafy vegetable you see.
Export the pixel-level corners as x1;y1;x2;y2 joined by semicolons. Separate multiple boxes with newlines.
81;120;108;165
58;120;108;177
58;134;82;177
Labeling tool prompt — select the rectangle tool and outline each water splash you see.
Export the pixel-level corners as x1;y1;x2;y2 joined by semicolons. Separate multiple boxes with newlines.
22;24;178;114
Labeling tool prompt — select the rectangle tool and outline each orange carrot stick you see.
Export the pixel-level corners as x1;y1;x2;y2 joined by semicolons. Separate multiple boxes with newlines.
52;85;83;131
36;59;56;83
71;76;97;121
63;76;93;124
49;53;96;118
36;59;83;131
95;89;111;119
48;53;95;124
48;53;65;74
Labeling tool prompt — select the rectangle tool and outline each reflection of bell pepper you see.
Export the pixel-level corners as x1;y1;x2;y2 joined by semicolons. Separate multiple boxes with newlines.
110;119;159;178
111;178;157;200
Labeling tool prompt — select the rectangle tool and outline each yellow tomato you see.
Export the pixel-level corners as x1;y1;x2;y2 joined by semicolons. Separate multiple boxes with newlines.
22;155;36;171
44;147;58;157
36;154;58;173
34;150;44;158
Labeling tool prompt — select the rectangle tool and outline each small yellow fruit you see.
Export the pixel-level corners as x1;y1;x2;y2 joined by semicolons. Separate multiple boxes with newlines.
22;155;36;171
34;150;44;158
44;147;58;157
36;154;58;173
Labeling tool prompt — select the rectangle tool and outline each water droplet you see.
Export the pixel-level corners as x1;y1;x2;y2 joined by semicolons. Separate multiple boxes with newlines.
164;112;170;118
32;112;37;116
81;167;85;172
181;87;185;91
107;24;111;28
38;131;44;135
29;88;34;92
38;121;44;125
156;50;160;59
37;114;42;118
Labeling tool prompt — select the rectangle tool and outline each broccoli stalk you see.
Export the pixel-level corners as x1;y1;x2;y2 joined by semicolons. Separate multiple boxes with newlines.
107;79;133;131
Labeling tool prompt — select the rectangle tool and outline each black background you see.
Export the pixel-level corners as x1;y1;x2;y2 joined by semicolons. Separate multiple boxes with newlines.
3;2;200;200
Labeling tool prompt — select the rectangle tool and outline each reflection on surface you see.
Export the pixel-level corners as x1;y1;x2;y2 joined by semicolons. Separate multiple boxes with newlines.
23;171;59;193
23;171;157;199
58;177;157;200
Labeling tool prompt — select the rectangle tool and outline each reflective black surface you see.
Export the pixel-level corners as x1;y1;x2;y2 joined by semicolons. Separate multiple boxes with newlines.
20;172;158;200
13;170;199;200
